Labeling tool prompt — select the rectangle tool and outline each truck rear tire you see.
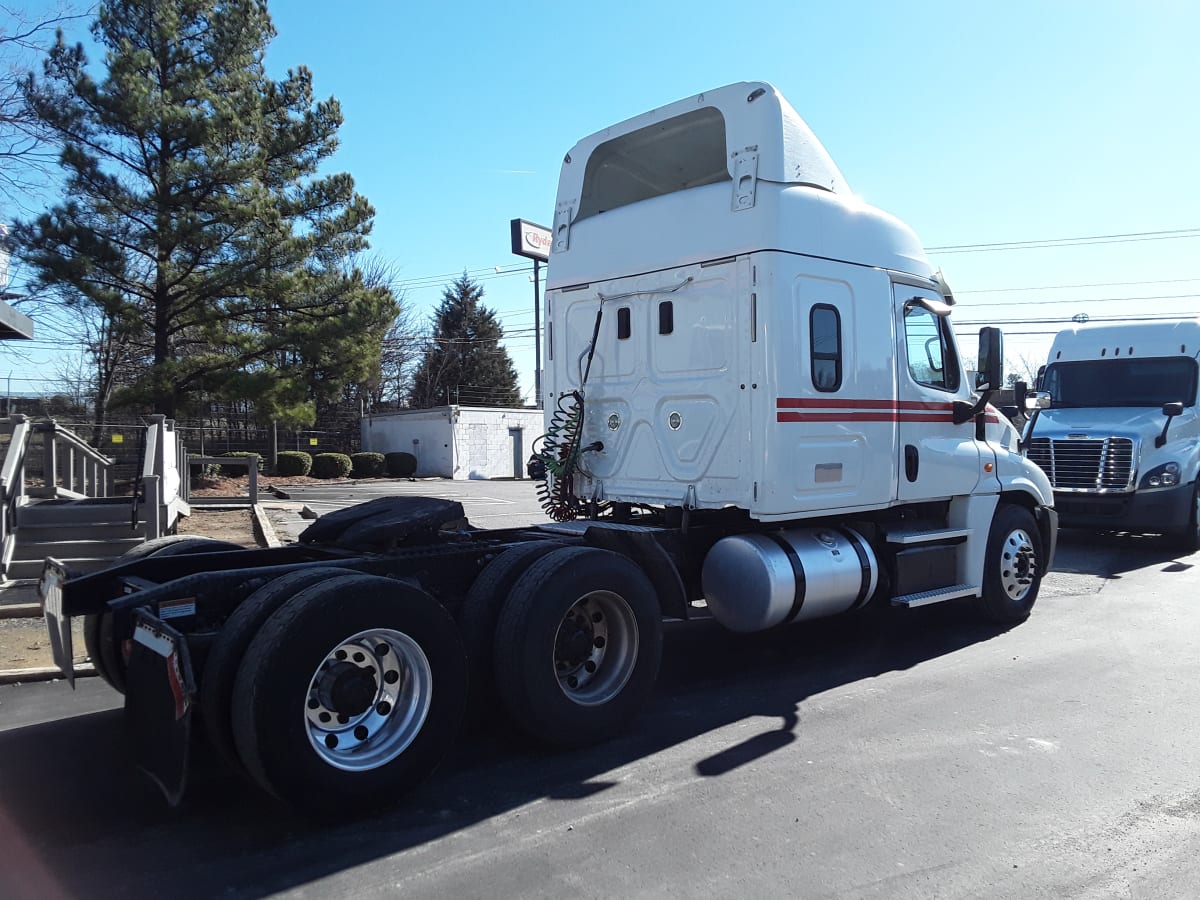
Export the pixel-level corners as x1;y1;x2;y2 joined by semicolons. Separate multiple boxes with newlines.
492;546;662;748
199;566;351;771
458;541;563;724
978;505;1043;624
230;573;467;813
84;536;242;693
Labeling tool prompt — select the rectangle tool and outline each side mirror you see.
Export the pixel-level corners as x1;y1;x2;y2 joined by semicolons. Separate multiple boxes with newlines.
975;327;1003;392
1025;391;1052;411
1157;402;1184;448
1035;365;1046;391
1013;380;1028;408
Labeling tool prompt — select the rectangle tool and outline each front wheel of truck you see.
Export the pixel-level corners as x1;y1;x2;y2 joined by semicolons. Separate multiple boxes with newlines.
1173;482;1200;554
230;573;467;814
978;504;1043;624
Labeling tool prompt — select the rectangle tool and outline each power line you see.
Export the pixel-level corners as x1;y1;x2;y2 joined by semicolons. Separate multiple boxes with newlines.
957;276;1200;295
927;228;1200;254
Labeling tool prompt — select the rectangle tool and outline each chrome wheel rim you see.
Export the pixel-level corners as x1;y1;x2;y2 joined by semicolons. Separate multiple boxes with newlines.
999;528;1037;601
304;628;432;772
553;590;639;706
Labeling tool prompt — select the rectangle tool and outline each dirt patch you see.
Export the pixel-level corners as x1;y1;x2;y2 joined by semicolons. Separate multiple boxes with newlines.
177;507;260;547
189;473;351;498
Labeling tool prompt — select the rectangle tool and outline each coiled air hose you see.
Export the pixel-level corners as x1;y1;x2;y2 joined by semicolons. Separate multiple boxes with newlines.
528;302;606;521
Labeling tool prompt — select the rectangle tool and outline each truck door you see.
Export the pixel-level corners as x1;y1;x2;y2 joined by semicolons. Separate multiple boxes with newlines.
894;284;982;502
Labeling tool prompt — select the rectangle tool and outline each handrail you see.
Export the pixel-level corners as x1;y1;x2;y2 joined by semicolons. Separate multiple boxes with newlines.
0;415;32;576
31;419;116;499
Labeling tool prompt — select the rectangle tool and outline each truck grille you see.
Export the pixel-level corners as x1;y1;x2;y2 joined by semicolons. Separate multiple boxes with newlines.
1026;437;1135;491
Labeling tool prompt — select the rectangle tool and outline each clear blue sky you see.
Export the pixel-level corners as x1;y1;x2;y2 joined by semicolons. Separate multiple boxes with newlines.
7;0;1200;399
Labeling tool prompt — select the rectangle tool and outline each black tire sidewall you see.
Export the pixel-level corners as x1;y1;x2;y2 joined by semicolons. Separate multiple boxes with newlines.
981;504;1043;623
199;566;351;770
493;546;662;747
458;542;563;715
231;574;467;812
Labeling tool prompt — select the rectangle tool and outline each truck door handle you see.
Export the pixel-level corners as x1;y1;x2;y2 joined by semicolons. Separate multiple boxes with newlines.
904;444;919;482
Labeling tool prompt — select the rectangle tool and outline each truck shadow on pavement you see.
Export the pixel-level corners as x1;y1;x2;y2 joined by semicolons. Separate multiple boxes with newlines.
1053;527;1197;577
0;603;1011;899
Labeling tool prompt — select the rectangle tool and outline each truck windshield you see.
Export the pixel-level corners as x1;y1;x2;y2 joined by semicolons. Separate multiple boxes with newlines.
1044;357;1199;408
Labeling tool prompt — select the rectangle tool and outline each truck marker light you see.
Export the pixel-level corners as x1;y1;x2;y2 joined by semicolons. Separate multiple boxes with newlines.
985;463;994;473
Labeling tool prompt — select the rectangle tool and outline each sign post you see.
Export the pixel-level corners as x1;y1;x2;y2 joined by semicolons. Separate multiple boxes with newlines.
510;219;551;408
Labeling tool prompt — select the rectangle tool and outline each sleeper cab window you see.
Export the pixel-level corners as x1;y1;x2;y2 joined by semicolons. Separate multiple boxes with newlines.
810;304;842;392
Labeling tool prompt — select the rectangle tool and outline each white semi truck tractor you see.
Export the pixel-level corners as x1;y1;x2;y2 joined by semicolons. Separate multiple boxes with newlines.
1024;318;1200;549
41;81;1057;814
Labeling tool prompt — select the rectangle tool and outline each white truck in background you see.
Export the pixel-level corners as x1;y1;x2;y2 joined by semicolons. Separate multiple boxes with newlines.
43;81;1058;814
1023;319;1200;548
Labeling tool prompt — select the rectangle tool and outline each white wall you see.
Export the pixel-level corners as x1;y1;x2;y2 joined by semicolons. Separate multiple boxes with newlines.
453;407;544;480
361;408;455;477
361;406;545;480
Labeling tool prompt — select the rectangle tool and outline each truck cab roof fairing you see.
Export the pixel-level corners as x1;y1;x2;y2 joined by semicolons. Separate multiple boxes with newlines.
558;81;851;225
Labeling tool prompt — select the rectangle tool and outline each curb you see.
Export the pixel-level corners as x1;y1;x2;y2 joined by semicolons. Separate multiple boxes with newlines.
251;503;282;548
0;602;42;620
0;663;98;685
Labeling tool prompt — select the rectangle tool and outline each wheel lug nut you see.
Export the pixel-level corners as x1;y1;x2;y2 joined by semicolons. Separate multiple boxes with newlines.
377;700;391;716
354;725;369;741
337;714;348;725
335;649;347;661
353;651;365;663
307;698;319;710
384;670;399;684
374;643;388;658
318;712;331;723
594;636;606;648
584;661;596;673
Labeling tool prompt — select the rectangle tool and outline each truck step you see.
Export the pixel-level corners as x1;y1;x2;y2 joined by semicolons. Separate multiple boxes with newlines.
891;584;978;608
883;527;971;545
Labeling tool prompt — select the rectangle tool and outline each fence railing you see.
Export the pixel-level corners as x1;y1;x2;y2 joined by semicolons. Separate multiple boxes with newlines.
0;416;186;573
28;419;115;500
0;415;33;576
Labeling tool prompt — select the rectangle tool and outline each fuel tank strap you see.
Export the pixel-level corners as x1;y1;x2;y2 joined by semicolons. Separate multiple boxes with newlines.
763;532;806;623
841;528;874;611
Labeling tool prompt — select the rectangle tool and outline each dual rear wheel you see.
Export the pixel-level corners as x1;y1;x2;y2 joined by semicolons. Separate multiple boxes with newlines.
203;545;663;812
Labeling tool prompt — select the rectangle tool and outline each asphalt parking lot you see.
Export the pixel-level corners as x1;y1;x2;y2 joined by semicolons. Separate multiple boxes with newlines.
3;484;1198;900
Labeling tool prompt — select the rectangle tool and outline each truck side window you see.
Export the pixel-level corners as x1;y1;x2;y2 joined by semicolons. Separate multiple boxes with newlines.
903;304;960;391
810;304;841;392
617;306;631;339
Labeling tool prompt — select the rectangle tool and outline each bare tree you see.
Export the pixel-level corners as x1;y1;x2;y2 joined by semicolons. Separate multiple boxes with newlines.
0;2;88;210
358;256;423;410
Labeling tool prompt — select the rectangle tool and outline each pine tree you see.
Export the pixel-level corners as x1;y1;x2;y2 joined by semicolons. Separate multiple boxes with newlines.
16;0;395;419
409;273;521;408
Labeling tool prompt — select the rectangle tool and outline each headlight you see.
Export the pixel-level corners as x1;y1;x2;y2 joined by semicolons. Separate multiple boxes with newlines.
1141;462;1182;489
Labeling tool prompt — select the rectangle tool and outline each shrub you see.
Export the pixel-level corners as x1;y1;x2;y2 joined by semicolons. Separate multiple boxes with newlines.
219;451;262;477
350;452;385;478
189;461;222;479
311;452;352;479
276;451;312;476
385;451;418;477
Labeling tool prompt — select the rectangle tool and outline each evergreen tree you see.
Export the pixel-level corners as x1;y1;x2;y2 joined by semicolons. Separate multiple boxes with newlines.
16;0;395;419
409;273;521;408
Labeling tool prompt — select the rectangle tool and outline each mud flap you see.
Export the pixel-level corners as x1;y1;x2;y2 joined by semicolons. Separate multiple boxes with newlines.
125;609;195;806
39;558;74;686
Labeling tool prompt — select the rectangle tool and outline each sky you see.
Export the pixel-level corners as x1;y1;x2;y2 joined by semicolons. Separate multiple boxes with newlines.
4;0;1200;402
